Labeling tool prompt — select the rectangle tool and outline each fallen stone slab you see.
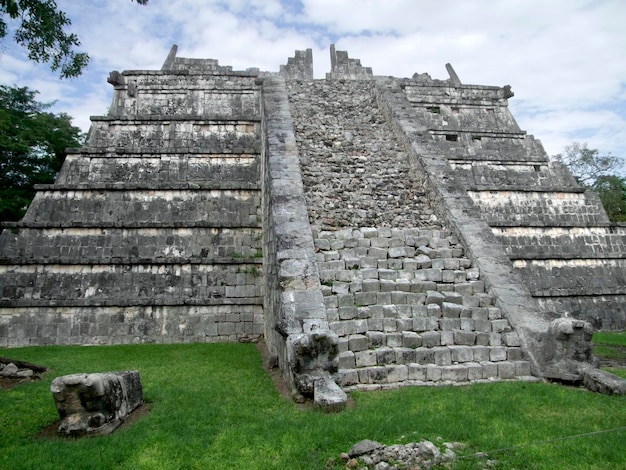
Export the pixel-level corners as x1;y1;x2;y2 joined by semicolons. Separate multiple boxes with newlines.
579;364;626;395
51;370;143;436
313;375;347;412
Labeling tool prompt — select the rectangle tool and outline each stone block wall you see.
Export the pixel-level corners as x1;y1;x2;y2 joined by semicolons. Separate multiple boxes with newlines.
467;190;609;226
0;305;263;348
86;118;259;153
493;226;626;259
110;71;259;117
396;73;626;330
21;189;260;227
0;51;265;346
58;153;259;186
449;161;579;190
0;227;262;263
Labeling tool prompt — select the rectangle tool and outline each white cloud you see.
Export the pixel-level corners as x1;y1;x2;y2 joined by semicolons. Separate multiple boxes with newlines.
0;0;623;164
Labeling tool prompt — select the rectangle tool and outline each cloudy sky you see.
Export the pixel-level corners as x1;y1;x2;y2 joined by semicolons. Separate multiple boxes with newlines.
1;0;625;169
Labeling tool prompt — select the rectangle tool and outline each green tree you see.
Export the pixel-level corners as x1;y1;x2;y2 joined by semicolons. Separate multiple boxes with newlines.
0;84;82;221
592;175;626;222
554;142;621;187
0;0;148;78
554;142;625;223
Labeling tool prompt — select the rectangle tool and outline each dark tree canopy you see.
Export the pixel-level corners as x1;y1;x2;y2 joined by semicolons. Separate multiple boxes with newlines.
0;0;148;78
593;175;626;223
0;85;83;221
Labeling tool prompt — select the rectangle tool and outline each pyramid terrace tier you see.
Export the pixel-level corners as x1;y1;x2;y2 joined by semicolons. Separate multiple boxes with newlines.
402;81;513;105
86;117;260;153
537;295;626;331
449;161;579;190
430;135;549;163
494;226;626;259
513;258;626;297
467;190;610;226
0;263;263;307
20;189;261;228
0;227;262;264
0;304;264;347
56;152;259;186
110;70;259;117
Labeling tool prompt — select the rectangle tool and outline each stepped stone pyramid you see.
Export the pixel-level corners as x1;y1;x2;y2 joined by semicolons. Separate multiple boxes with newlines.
0;46;265;345
1;45;625;406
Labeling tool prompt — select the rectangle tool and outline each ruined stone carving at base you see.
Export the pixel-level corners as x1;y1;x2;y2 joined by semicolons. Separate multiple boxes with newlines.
50;370;143;436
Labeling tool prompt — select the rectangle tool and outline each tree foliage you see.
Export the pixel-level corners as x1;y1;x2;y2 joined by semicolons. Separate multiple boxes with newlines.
554;142;621;187
555;142;626;223
0;0;148;78
592;175;626;222
0;84;82;221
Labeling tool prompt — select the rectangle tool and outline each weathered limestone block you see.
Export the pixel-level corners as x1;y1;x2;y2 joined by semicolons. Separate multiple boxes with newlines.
541;317;626;393
542;318;625;394
287;331;347;409
578;364;626;395
547;317;595;365
50;371;143;436
313;373;347;412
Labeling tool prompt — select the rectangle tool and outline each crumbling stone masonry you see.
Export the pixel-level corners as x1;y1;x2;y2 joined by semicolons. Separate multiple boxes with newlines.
1;45;625;405
51;370;143;436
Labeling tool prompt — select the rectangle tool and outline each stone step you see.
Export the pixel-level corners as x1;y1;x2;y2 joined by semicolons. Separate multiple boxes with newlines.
337;326;518;354
339;360;532;387
340;342;524;368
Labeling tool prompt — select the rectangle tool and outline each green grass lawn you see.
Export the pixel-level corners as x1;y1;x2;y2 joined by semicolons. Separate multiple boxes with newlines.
1;342;625;470
594;331;626;379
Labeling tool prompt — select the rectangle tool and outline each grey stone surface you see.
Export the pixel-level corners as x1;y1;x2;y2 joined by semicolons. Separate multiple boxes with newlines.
51;371;143;436
313;374;347;412
579;364;626;395
1;45;623;398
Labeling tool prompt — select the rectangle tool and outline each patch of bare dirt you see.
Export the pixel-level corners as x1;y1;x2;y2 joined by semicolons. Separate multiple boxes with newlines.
0;357;47;390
